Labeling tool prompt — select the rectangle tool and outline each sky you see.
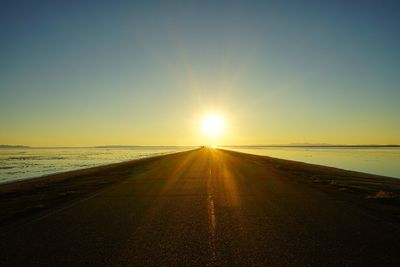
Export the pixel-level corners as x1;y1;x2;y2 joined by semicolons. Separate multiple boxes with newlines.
1;0;399;146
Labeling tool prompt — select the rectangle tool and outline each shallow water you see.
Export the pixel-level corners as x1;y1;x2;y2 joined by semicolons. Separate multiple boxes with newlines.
0;147;194;184
224;147;400;178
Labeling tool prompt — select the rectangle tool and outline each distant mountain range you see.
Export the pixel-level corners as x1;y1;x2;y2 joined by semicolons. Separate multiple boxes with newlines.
0;145;30;148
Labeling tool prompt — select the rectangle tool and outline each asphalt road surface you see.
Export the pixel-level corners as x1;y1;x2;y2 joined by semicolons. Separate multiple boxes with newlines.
1;148;400;266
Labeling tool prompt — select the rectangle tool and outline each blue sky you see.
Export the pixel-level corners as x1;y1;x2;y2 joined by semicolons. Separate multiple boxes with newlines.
1;1;399;146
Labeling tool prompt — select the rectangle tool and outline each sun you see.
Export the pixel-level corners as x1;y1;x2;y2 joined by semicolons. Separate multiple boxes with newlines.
202;114;225;135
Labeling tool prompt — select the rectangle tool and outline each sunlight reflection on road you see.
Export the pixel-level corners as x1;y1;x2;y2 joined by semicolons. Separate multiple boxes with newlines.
207;168;218;265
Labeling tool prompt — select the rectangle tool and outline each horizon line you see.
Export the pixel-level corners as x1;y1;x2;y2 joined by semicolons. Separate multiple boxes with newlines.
1;144;400;149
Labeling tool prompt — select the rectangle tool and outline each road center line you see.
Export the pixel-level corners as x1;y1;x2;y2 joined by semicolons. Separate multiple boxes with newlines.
207;168;218;265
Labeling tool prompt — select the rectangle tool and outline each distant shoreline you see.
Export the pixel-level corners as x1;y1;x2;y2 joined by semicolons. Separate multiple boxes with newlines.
0;145;198;149
223;145;400;148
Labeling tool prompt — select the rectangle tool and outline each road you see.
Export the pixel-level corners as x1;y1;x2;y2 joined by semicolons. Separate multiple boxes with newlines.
1;148;400;266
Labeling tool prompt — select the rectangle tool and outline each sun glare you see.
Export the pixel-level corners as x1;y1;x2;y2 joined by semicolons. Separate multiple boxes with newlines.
202;114;225;135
